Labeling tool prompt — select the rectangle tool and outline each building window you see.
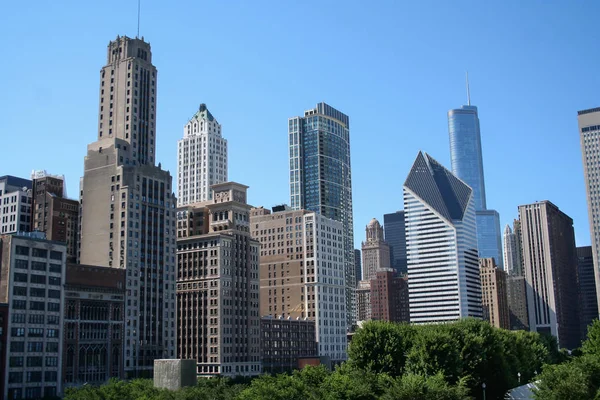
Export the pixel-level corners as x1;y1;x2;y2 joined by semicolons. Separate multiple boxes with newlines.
15;246;29;256
32;248;47;258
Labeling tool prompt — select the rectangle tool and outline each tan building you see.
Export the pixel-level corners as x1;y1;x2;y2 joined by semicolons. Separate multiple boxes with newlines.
356;280;371;322
361;218;390;281
176;183;261;377
250;206;347;363
479;258;509;329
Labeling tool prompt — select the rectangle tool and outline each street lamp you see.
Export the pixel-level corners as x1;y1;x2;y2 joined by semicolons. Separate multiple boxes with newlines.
482;382;486;400
517;372;521;384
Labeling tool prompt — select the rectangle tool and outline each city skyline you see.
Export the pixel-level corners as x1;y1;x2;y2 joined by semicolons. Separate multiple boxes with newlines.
0;1;597;252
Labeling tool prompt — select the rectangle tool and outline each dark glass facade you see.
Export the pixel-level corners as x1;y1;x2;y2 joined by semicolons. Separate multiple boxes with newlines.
577;246;598;339
383;211;407;275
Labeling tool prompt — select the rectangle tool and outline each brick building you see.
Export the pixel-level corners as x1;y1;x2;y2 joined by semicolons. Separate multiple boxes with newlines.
260;316;317;374
371;270;409;323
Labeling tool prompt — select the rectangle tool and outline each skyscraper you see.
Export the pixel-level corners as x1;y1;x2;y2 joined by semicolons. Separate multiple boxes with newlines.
383;211;407;275
0;175;32;234
578;107;600;316
479;258;510;329
361;218;390;281
577;246;598;339
448;82;503;267
354;249;361;284
289;102;355;326
404;151;482;323
503;224;522;276
79;36;176;377
177;104;228;205
519;201;580;349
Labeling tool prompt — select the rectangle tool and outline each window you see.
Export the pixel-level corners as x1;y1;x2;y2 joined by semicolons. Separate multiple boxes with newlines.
32;248;47;258
27;342;43;352
12;286;26;296
31;261;46;271
30;288;45;297
14;273;27;282
28;314;44;324
49;276;61;286
28;328;44;337
10;341;24;352
47;315;59;325
47;329;59;338
11;313;25;323
11;328;24;337
50;250;62;260
14;259;27;269
26;356;43;367
45;357;58;367
30;275;46;284
9;356;23;367
8;372;22;384
30;302;45;311
48;289;60;299
47;302;60;312
26;371;42;383
49;264;61;273
15;246;29;256
12;300;26;310
46;342;58;352
45;372;58;382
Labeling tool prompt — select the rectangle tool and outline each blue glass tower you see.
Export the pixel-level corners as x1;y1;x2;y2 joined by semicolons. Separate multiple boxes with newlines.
448;79;503;267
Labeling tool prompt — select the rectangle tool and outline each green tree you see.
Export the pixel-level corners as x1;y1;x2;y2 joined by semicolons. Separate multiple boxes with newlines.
405;326;463;383
582;319;600;357
380;373;471;400
533;355;600;399
236;374;308;400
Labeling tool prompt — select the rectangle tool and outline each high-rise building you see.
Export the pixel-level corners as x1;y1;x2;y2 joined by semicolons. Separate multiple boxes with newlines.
78;36;177;377
519;201;580;349
361;218;390;281
289;102;355;327
176;183;261;377
507;275;529;331
177;104;227;206
250;206;348;363
404;151;482;323
479;258;510;329
370;270;409;323
0;176;32;234
354;249;361;284
503;224;522;276
0;232;66;399
356;280;371;322
577;246;598;339
578;107;600;317
383;211;407;275
260;317;317;374
448;87;503;267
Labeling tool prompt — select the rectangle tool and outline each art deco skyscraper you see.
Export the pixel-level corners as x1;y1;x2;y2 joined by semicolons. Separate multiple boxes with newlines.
578;107;600;316
79;36;176;377
289;102;356;326
404;151;482;323
361;218;390;281
177;104;227;205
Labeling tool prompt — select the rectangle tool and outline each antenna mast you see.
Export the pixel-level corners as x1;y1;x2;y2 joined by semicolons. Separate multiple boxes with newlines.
466;71;471;106
137;0;141;38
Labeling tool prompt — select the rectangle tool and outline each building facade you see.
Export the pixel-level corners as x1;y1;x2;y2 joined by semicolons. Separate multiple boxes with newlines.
370;270;409;323
354;249;361;286
288;102;355;327
577;246;598;339
356;280;371;322
404;151;482;323
383;211;407;275
250;206;347;363
361;218;390;281
507;275;529;331
78;36;177;376
177;104;227;206
503;224;522;276
63;264;125;387
578;107;600;317
479;258;510;329
260;316;317;374
519;201;580;348
0;176;32;235
0;233;66;400
177;183;261;377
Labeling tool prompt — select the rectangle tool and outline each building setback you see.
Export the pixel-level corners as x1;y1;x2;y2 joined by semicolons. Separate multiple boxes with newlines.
404;151;482;323
479;258;510;329
177;104;227;205
577;246;598;339
361;218;390;281
506;275;529;331
0;176;32;235
176;183;261;377
383;211;407;275
260;316;317;374
519;201;580;349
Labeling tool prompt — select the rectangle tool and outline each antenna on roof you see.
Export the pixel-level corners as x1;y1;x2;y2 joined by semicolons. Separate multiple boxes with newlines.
466;71;471;106
137;0;141;38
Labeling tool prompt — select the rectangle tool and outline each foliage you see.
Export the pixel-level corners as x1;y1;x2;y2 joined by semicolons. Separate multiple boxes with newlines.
380;373;471;400
582;319;600;357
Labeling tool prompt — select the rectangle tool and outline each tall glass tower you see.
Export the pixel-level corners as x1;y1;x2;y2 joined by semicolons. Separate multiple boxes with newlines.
448;78;503;267
289;102;355;327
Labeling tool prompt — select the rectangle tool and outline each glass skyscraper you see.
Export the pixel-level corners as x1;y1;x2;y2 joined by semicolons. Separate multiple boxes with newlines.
448;98;503;267
289;102;355;326
383;211;407;275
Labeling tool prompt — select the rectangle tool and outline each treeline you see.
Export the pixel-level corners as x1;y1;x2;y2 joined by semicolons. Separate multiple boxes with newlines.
64;319;579;400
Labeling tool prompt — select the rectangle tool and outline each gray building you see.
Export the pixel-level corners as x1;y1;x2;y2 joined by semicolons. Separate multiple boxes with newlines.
0;176;32;235
361;218;390;281
506;275;529;331
78;35;177;377
383;211;406;275
577;246;598;339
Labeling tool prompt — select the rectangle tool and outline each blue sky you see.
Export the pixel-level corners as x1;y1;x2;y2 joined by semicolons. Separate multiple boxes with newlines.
1;1;598;251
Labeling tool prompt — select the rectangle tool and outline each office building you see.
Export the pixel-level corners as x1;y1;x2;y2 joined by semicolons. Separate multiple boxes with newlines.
260;317;317;374
354;249;361;284
63;264;125;387
289;102;355;327
383;211;407;275
448;86;503;267
578;107;600;316
577;246;598;339
78;36;176;377
503;224;523;276
356;280;371;322
177;183;261;377
361;218;390;281
404;151;482;323
507;275;529;331
177;104;227;206
0;233;66;399
371;270;409;323
250;206;347;363
0;176;32;235
0;303;7;400
519;201;580;348
479;258;510;329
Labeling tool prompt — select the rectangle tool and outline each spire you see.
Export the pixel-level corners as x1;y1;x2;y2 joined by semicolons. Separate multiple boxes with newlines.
137;0;141;38
466;71;471;106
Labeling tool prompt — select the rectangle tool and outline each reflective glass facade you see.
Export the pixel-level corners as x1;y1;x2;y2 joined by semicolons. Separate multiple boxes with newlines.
476;210;503;267
383;211;407;275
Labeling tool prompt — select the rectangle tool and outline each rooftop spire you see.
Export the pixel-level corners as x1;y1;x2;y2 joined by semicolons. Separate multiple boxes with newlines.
466;71;471;106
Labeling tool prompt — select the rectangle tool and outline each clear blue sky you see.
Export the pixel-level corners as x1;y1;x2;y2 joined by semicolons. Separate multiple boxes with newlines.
1;1;598;251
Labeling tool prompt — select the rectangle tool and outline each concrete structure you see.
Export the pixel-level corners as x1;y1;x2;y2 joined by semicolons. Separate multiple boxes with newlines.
356;280;371;322
153;359;197;391
63;264;125;387
371;270;409;323
31;171;79;263
250;206;347;362
577;246;598;339
289;102;356;327
479;258;510;329
0;176;32;235
361;218;390;281
404;151;482;323
78;36;177;377
383;211;407;275
177;104;227;205
519;201;580;348
578;107;600;316
507;275;529;331
0;233;66;399
354;249;361;286
176;183;261;377
260;316;317;374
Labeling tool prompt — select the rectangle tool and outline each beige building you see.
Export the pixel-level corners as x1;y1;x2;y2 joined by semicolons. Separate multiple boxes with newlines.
78;36;176;377
356;280;371;322
479;258;510;329
361;218;390;281
176;183;261;377
250;206;347;362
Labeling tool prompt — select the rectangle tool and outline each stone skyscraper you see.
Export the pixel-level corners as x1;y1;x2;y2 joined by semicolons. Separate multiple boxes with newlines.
479;258;510;329
289;102;356;326
79;36;176;377
404;151;482;323
177;104;227;205
361;218;390;281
